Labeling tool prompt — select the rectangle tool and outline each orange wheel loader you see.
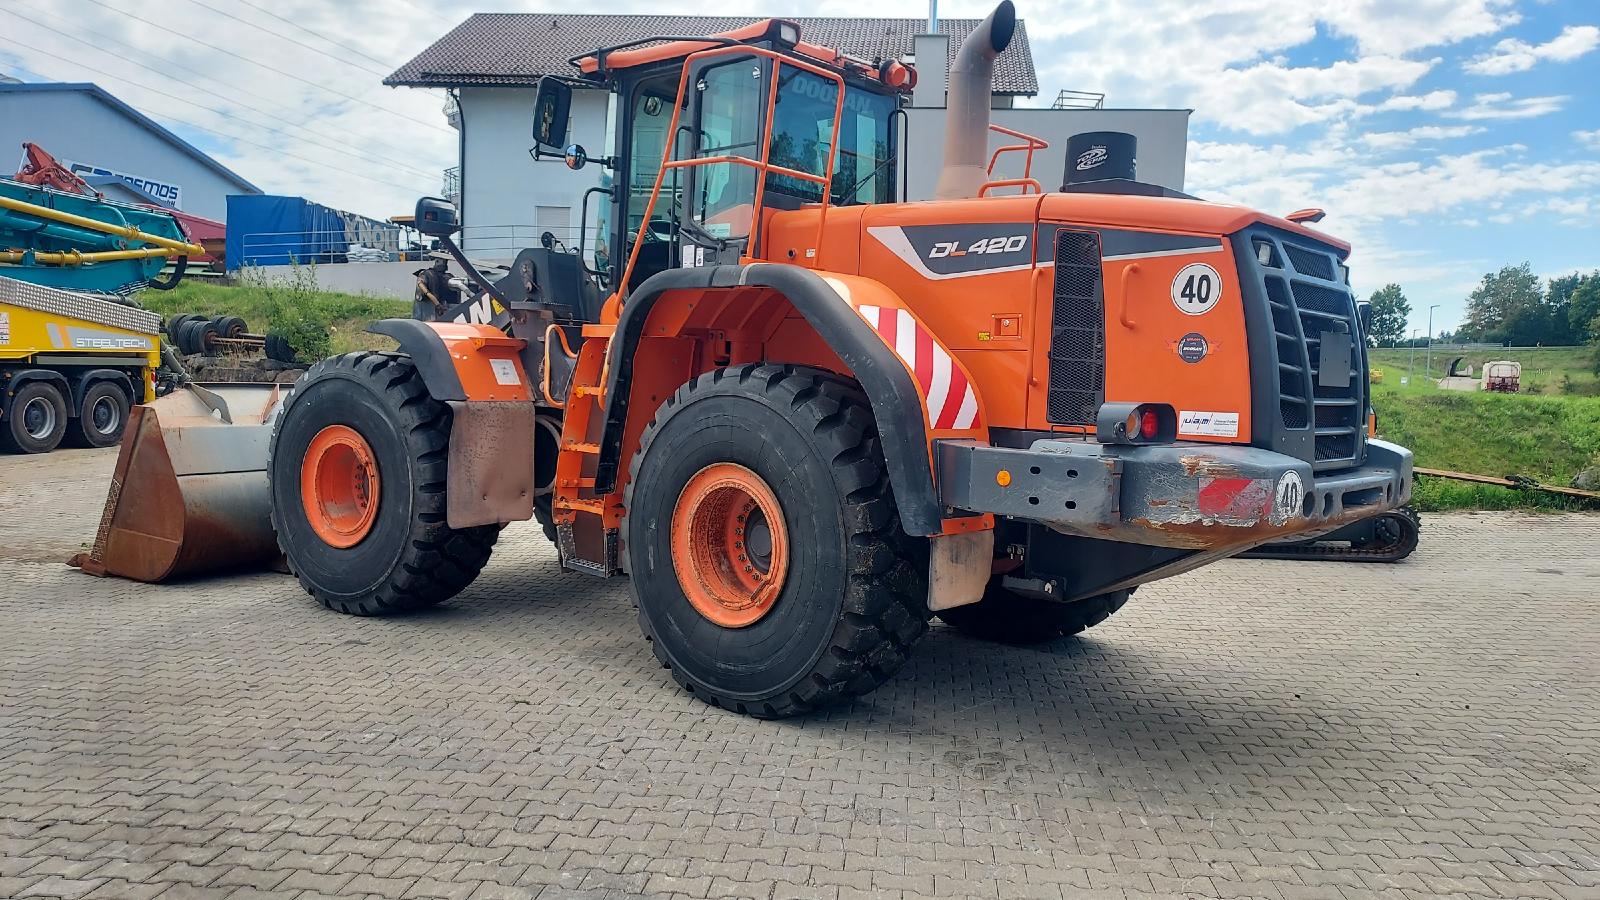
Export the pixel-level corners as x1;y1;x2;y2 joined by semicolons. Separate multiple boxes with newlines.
97;2;1413;717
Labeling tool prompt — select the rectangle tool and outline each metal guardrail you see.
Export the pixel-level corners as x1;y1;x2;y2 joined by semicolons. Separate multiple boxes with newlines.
1051;90;1106;110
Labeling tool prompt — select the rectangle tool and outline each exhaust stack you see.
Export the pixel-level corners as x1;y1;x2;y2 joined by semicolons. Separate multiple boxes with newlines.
933;1;1017;200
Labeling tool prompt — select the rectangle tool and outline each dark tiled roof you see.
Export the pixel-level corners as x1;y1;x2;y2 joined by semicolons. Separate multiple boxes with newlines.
385;14;1037;95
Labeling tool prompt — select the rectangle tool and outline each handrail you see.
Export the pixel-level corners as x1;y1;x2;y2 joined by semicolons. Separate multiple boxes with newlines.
978;178;1042;197
984;123;1049;179
613;43;847;304
1118;263;1141;328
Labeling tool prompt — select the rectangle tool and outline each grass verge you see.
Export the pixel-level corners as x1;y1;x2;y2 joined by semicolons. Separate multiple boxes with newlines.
139;275;408;357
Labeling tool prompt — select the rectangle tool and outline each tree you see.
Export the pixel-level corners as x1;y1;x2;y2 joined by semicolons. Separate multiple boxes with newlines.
1365;283;1410;347
1461;262;1546;345
1566;272;1600;344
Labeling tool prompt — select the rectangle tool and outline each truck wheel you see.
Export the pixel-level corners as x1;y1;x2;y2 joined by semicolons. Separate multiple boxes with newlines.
66;381;130;448
269;351;499;615
623;364;929;718
938;583;1131;644
2;381;69;454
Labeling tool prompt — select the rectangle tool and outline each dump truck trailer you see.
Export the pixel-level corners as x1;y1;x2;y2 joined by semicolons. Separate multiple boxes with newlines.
81;2;1412;718
0;274;159;453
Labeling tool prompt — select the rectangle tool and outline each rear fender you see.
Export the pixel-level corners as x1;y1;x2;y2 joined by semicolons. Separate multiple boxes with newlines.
366;318;536;527
1;368;70;420
71;369;137;417
596;264;989;537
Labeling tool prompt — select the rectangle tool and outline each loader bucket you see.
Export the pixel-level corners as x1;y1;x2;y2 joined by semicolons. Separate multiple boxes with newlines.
69;383;290;583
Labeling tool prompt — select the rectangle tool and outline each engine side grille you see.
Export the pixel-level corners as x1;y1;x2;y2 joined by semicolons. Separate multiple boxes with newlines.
1235;228;1366;472
1046;229;1106;424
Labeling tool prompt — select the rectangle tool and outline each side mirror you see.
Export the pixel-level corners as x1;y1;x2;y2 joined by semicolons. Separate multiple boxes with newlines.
1357;300;1373;337
532;77;572;148
414;196;459;237
563;144;588;171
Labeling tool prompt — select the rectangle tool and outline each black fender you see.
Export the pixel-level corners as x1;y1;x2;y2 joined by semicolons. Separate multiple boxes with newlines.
595;263;943;537
366;319;467;401
70;369;137;417
1;368;71;419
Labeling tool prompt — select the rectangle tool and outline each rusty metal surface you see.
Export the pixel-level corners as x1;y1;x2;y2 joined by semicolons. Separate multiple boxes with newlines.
67;384;287;583
937;436;1413;555
445;400;536;528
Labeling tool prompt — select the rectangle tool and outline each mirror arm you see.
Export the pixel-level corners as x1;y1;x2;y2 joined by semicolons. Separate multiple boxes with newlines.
435;234;513;308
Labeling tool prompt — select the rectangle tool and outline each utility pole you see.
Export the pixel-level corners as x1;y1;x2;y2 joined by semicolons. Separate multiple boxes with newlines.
1407;328;1418;383
1425;304;1440;380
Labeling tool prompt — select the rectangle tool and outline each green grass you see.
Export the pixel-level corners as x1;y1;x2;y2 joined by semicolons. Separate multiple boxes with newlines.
1370;377;1600;511
1369;346;1600;396
138;277;409;356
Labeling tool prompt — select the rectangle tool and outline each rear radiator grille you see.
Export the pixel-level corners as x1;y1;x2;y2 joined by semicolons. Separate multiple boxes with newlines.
1047;230;1106;424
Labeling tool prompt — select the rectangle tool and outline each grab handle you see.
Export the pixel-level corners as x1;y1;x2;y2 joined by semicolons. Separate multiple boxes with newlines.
1118;263;1141;329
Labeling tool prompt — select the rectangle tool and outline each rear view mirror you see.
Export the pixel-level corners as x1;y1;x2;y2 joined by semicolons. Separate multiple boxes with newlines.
532;77;572;148
1357;300;1373;337
414;196;460;237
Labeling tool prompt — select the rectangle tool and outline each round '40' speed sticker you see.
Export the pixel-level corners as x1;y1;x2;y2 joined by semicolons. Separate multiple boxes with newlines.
1172;263;1222;315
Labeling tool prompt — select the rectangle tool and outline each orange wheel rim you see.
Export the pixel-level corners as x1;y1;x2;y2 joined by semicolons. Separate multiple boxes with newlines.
670;463;789;628
301;424;381;548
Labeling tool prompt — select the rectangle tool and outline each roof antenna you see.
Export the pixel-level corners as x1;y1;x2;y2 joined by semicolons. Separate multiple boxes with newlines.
928;0;938;32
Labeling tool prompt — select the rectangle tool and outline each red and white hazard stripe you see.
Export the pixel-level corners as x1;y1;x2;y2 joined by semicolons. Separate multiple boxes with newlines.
855;304;979;429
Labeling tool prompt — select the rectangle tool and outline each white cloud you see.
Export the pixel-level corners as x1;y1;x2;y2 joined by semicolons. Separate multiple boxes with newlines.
1360;125;1484;151
1464;24;1600;75
1577;130;1600;151
1373;90;1457;113
1447;92;1569;120
1322;0;1520;56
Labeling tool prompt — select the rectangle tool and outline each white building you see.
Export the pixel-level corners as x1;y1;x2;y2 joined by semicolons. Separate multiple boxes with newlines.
0;82;260;222
386;14;1190;258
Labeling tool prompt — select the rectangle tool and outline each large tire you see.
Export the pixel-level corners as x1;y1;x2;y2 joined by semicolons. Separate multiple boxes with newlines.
1;380;69;454
623;364;929;719
938;582;1131;644
269;351;499;615
65;381;130;449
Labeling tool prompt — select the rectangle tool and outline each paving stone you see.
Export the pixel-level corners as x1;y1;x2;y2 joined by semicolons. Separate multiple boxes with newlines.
1;449;1596;900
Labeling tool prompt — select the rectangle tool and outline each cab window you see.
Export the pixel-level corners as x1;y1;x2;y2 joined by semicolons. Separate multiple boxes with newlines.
767;70;896;206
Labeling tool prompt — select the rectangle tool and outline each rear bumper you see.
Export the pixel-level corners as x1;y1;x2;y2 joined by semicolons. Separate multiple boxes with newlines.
937;437;1412;552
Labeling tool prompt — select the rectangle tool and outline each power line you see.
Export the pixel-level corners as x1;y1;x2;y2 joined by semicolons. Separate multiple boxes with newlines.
4;5;432;165
0;38;431;198
234;0;398;72
4;17;445;179
0;34;443;182
81;0;453;135
179;0;393;79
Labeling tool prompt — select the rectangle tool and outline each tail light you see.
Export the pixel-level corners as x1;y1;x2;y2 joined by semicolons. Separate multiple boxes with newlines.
1097;402;1176;445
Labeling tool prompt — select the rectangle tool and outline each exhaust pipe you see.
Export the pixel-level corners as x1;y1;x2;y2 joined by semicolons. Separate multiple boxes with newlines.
933;1;1017;200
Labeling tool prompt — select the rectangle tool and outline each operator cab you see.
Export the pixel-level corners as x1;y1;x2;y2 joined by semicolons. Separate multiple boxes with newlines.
533;20;914;300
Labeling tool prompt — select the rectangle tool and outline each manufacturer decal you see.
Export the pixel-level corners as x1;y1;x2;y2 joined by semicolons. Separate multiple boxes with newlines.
1272;470;1305;524
489;358;521;386
66;160;183;209
1177;332;1208;363
867;224;1034;280
1075;146;1108;171
1178;410;1239;438
1171;262;1222;315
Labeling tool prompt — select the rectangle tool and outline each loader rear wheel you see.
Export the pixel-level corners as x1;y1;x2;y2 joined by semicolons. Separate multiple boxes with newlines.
2;380;69;454
937;583;1131;644
65;381;130;449
269;351;499;615
624;364;929;719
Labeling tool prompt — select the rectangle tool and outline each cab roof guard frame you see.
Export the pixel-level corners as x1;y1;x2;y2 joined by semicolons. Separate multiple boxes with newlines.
613;42;848;302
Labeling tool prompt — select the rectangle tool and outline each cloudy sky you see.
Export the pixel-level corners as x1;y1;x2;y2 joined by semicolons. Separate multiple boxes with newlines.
2;0;1596;333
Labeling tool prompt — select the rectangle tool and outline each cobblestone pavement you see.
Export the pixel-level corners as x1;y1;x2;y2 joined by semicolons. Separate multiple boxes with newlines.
2;448;1597;900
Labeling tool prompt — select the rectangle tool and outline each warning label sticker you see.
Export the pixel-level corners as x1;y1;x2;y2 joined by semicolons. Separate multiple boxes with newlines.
0;312;9;345
1179;410;1240;438
489;358;521;386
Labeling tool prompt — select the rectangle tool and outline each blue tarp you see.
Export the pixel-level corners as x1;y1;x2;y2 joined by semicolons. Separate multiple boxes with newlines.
225;195;349;268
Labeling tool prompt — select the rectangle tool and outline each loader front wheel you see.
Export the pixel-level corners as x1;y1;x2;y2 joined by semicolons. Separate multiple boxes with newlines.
269;351;499;615
624;364;929;719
